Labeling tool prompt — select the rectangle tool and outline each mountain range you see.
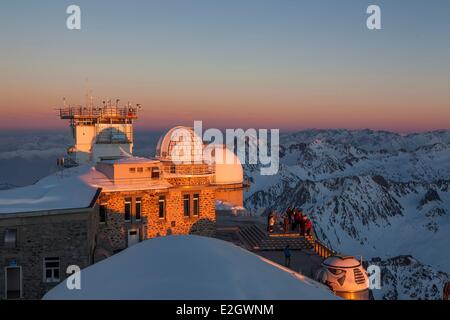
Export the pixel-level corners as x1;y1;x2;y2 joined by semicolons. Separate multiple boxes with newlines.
244;129;450;299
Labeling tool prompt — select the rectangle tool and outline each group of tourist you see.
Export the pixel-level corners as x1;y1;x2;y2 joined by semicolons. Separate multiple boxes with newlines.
267;207;313;236
266;208;315;269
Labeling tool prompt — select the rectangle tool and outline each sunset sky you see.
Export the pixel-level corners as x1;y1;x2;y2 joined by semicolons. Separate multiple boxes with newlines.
0;0;449;132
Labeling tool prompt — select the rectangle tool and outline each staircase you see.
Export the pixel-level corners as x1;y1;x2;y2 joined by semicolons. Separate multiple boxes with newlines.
238;224;314;251
238;224;266;249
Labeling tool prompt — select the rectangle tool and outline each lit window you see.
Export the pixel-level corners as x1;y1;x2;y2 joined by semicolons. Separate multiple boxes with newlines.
135;198;142;221
159;196;166;219
183;194;190;217
43;257;60;283
124;198;132;221
4;229;17;247
193;194;200;216
137;167;143;173
129;168;136;173
99;205;107;223
151;167;160;179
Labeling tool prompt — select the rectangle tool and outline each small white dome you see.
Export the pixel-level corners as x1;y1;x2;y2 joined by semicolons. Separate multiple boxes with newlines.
323;256;361;269
156;126;203;163
205;145;243;185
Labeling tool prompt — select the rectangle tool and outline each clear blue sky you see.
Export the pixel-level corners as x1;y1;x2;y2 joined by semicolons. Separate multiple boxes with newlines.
1;0;449;132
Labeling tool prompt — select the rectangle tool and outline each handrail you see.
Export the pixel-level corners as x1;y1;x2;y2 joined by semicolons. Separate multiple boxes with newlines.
162;164;215;176
59;106;138;118
309;226;338;259
313;240;337;259
90;176;170;188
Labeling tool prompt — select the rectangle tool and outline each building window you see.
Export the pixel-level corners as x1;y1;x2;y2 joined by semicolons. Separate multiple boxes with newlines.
159;196;166;219
99;205;107;223
135;198;142;221
43;257;60;283
193;194;200;216
183;194;190;217
170;165;176;174
124;198;132;221
151;167;160;179
129;167;136;173
4;229;17;247
137;167;143;173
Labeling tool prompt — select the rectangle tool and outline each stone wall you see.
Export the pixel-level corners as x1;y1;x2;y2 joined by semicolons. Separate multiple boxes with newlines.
0;208;98;300
98;185;216;252
145;187;216;238
98;191;146;252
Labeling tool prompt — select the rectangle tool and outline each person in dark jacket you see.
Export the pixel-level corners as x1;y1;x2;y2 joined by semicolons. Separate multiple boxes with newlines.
305;217;313;236
300;214;306;235
443;282;450;300
284;245;292;268
267;211;273;232
290;209;296;231
283;214;290;234
294;210;302;233
268;213;276;233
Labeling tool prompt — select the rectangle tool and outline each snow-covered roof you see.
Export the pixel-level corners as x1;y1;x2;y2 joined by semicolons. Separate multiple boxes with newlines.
44;235;338;300
0;165;101;215
215;200;246;216
0;164;172;215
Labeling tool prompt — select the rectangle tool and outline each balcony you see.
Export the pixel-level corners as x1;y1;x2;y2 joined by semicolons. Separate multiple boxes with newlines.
59;106;138;120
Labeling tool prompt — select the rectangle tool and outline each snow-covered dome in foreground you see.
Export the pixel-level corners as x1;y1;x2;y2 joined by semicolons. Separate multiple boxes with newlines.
44;236;337;300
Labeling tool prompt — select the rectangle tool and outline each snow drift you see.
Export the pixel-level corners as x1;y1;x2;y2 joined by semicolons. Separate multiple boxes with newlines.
44;235;337;300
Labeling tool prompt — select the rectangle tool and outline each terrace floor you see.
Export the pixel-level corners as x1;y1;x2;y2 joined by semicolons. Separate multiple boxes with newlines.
214;212;324;279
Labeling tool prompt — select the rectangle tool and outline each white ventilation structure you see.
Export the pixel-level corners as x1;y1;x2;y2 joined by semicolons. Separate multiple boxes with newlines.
315;255;370;300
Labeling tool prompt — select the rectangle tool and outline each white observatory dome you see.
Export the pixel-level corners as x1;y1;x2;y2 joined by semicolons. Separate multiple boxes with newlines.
156;126;204;163
315;255;370;300
205;144;243;185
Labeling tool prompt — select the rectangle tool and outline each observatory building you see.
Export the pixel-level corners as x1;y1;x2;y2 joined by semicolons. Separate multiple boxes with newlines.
0;102;246;299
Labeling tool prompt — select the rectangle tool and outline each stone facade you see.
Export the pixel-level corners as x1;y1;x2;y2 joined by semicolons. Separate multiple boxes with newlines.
97;180;216;253
0;208;98;300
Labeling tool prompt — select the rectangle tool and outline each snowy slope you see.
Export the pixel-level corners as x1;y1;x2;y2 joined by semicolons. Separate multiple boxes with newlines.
44;235;337;300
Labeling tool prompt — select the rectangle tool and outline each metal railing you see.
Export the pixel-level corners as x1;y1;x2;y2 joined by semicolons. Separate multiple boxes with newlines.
162;164;215;176
309;227;338;258
313;241;337;258
91;176;169;188
59;106;138;119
